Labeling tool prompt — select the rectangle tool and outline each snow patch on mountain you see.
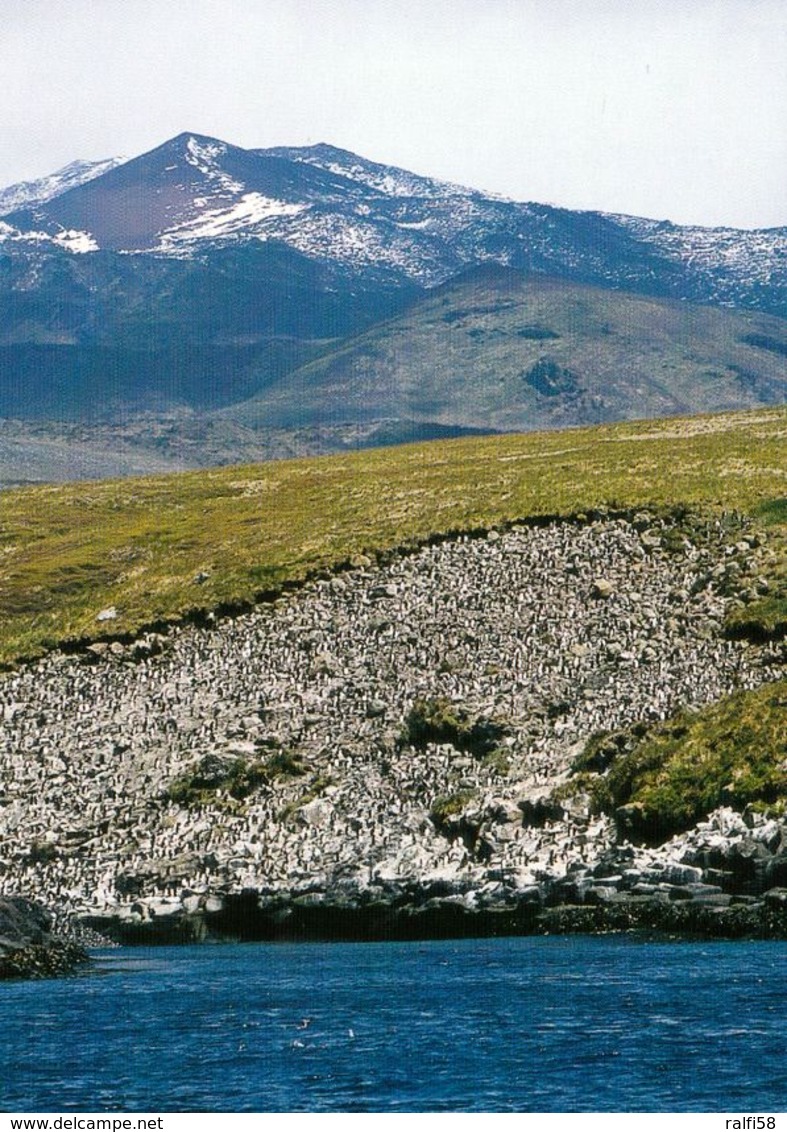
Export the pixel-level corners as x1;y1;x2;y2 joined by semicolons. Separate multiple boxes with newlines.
52;229;99;254
0;221;53;246
608;213;787;298
0;157;127;216
0;218;98;254
184;137;243;196
159;192;309;248
275;208;458;282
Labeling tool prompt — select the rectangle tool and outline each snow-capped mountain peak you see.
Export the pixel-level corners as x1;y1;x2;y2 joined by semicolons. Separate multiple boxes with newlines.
261;141;479;200
0;131;784;315
0;156;128;216
183;135;244;196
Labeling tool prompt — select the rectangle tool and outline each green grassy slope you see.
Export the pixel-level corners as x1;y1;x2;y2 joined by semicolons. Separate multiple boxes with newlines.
603;679;787;836
561;676;787;841
1;405;785;668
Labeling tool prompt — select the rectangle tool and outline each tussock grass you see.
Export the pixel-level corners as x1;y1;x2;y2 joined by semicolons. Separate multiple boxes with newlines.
576;680;787;842
400;697;510;757
430;790;479;830
0;406;785;667
165;749;305;810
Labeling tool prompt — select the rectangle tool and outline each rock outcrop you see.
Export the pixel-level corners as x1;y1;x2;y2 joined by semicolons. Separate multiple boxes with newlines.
0;512;784;943
0;896;88;979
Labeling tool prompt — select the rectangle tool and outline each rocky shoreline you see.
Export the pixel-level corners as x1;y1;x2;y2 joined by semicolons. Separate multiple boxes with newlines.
0;896;88;979
1;510;785;953
73;805;787;944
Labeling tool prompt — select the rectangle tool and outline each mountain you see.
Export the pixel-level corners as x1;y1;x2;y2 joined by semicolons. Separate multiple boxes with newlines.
221;265;787;434
0;131;786;482
0;239;416;418
3;131;786;308
0;156;127;216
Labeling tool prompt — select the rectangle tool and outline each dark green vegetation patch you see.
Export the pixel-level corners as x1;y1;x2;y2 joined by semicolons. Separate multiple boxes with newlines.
522;357;581;397
430;789;479;830
562;681;787;843
516;325;561;340
166;749;304;808
401;697;510;758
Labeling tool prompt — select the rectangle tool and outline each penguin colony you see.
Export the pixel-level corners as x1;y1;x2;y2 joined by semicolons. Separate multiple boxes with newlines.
0;513;782;931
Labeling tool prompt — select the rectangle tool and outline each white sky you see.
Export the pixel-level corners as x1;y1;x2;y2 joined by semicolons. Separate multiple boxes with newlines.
1;0;785;229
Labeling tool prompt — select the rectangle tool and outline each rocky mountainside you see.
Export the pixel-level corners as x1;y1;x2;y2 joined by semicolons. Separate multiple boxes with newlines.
1;512;785;942
1;131;786;479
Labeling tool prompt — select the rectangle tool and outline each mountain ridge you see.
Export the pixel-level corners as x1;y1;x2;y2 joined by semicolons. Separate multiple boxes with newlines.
2;131;785;308
0;155;128;216
0;131;785;482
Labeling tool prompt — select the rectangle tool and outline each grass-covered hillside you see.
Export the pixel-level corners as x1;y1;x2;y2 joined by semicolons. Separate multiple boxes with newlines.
1;405;785;670
223;268;787;433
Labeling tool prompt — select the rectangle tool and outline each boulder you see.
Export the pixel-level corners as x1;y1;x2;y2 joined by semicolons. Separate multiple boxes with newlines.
591;579;615;599
764;854;787;889
299;798;333;828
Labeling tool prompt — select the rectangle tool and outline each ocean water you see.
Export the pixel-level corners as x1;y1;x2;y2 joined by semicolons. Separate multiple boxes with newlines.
2;935;786;1113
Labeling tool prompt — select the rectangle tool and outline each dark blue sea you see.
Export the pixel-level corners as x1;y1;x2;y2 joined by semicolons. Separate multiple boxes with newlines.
2;936;786;1113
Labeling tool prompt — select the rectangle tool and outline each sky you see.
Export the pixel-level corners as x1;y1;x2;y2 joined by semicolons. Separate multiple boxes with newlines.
1;0;785;229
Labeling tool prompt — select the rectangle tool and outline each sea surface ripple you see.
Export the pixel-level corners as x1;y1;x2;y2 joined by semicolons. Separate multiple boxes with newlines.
3;936;786;1112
